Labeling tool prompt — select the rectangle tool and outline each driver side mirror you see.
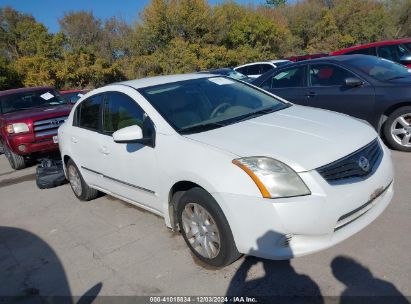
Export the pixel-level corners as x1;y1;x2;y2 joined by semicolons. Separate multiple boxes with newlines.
345;77;364;87
113;125;143;143
399;55;411;65
112;117;156;148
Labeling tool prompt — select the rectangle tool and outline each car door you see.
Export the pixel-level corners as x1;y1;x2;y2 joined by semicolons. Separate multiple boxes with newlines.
306;63;375;122
70;94;106;188
258;65;307;104
98;90;161;212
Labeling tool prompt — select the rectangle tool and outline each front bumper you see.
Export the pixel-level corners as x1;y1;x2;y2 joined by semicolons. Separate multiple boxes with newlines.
213;142;394;260
6;133;59;155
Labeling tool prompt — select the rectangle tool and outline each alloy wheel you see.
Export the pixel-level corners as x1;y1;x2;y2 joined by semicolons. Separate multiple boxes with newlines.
390;113;411;148
181;203;221;259
68;165;82;196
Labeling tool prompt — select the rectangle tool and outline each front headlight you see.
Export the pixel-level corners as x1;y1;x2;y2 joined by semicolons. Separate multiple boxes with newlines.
232;157;310;199
6;123;30;134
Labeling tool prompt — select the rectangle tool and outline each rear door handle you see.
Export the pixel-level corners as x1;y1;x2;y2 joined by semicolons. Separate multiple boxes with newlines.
71;136;78;143
305;92;317;98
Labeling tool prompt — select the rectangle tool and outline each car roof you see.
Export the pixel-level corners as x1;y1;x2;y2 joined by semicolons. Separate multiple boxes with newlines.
331;37;411;55
279;54;370;66
0;86;55;97
117;73;214;89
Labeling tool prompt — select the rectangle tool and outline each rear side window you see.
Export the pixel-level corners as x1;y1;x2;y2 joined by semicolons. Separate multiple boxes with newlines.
102;92;145;133
76;95;101;130
261;67;305;89
346;47;377;56
309;64;354;87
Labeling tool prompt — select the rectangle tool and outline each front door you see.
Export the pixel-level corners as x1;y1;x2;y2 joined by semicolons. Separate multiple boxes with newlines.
98;90;161;212
306;63;376;124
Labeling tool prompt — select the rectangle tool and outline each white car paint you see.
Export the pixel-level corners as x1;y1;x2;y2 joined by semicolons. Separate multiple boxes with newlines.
234;60;292;79
58;73;394;260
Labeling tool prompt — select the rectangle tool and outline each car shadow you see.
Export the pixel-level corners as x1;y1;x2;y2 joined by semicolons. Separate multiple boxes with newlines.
332;256;409;304
0;226;102;303
226;231;323;304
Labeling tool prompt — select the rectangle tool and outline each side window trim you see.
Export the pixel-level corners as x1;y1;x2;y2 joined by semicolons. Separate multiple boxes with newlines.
308;63;367;87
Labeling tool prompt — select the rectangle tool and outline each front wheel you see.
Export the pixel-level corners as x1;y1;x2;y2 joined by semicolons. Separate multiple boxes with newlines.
3;144;26;170
177;187;241;267
383;106;411;152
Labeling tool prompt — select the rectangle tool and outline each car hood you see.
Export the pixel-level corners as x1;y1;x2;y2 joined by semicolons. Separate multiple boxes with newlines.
184;105;377;172
2;104;72;123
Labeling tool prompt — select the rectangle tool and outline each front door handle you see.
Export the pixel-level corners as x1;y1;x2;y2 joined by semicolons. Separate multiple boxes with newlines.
99;146;110;155
71;136;78;143
305;92;317;98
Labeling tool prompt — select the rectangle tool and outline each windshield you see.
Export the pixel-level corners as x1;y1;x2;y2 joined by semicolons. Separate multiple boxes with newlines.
347;56;411;81
139;77;288;134
0;89;67;114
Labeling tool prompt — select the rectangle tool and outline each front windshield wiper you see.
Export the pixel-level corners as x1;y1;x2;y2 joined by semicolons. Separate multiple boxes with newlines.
386;75;410;81
179;122;225;134
228;106;286;124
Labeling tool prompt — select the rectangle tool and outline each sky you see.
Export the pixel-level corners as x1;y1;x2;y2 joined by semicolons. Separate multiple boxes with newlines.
0;0;267;33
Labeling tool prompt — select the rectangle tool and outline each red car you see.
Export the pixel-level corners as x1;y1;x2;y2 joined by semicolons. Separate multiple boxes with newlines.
286;53;329;62
60;89;89;104
0;87;72;169
330;38;411;68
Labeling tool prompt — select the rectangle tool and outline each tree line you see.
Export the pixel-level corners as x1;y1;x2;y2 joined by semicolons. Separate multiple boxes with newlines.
0;0;410;90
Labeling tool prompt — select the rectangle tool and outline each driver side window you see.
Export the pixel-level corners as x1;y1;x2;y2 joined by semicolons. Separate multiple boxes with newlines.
309;64;355;87
102;92;145;134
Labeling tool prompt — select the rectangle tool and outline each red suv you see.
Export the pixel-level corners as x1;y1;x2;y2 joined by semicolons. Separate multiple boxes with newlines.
330;38;411;67
0;87;72;169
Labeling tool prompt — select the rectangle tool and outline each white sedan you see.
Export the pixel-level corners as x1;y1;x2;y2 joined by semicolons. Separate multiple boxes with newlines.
58;74;394;267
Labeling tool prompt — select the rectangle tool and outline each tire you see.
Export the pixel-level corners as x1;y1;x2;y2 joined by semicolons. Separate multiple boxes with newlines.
383;106;411;152
66;159;99;201
3;144;26;170
177;187;241;267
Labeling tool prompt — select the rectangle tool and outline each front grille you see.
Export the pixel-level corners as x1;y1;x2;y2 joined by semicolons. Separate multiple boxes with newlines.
317;139;383;185
33;116;68;138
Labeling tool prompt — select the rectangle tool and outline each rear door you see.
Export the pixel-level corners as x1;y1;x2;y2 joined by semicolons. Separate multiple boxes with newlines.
305;63;376;123
258;65;307;104
70;94;106;188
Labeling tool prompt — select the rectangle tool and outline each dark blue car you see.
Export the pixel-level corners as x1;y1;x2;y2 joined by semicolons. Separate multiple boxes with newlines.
252;55;411;152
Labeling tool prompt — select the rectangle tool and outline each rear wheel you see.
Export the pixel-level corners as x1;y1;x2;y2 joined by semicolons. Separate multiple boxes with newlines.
177;187;241;267
383;106;411;152
66;159;98;201
3;144;26;170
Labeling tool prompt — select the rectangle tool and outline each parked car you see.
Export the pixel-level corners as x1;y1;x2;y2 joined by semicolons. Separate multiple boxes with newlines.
199;68;253;82
286;53;329;62
0;87;72;169
234;60;292;79
59;74;394;267
252;54;411;151
60;89;89;104
330;38;411;68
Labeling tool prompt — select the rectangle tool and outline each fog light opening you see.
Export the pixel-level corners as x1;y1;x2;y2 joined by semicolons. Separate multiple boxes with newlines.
17;144;26;152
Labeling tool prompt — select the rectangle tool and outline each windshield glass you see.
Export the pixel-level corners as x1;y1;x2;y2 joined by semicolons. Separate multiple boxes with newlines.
139;77;288;134
0;89;67;114
347;56;411;81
